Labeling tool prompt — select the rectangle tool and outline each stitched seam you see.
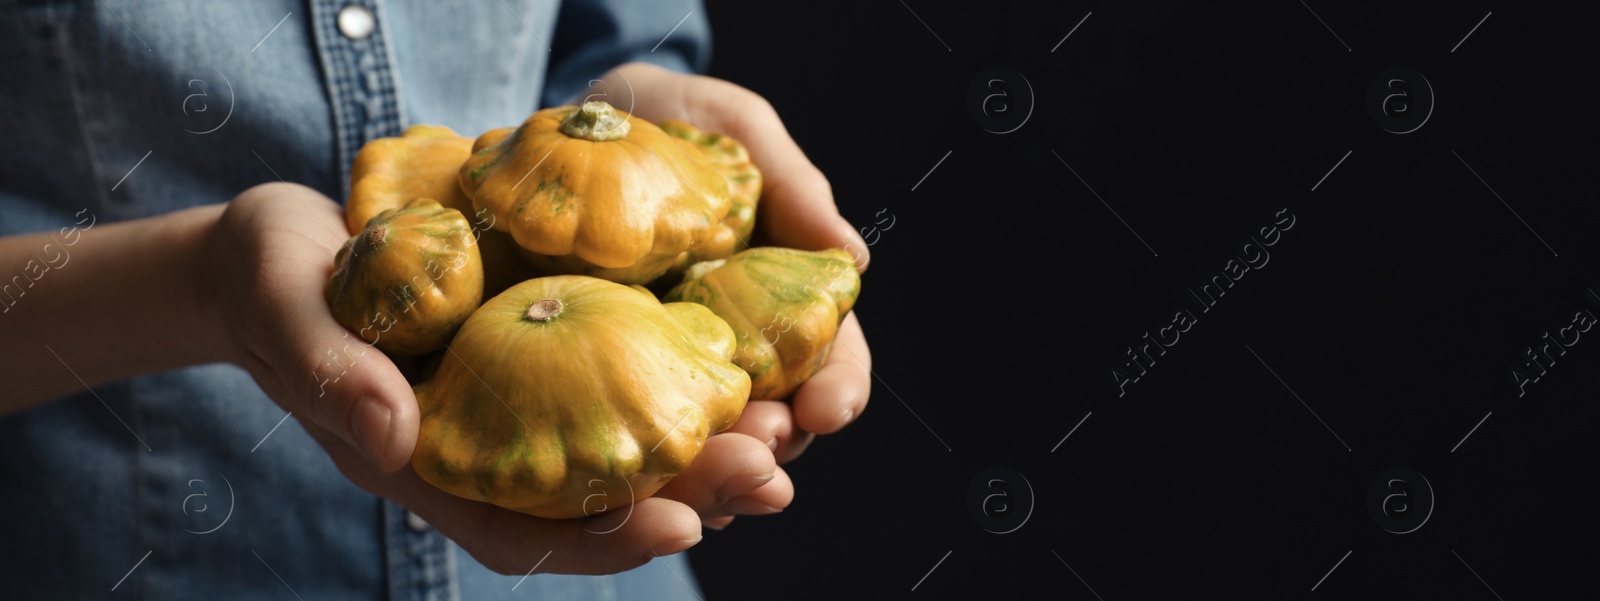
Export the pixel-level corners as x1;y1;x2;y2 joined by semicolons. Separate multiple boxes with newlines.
47;0;111;216
369;0;407;131
311;0;353;198
129;378;149;601
444;532;460;601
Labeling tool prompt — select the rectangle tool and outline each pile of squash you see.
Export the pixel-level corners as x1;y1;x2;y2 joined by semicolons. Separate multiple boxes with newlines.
323;101;861;519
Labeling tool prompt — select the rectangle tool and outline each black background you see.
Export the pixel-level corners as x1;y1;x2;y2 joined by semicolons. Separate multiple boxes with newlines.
687;1;1596;599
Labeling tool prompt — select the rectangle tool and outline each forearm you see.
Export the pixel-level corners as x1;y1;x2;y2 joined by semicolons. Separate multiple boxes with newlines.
0;204;228;413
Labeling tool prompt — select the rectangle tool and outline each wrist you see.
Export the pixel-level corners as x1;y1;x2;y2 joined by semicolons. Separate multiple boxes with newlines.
166;203;234;366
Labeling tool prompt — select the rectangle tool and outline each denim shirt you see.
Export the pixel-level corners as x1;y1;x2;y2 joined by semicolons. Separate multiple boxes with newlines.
0;1;710;598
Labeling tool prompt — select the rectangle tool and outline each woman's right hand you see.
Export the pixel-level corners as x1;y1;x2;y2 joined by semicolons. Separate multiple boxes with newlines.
205;182;793;575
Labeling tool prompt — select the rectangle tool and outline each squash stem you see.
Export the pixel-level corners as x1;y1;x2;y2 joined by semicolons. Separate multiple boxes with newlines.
348;225;387;262
361;225;388;249
525;298;563;322
559;101;631;141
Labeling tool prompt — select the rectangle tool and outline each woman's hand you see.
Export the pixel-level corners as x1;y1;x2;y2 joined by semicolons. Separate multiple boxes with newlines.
577;63;875;463
203;182;791;575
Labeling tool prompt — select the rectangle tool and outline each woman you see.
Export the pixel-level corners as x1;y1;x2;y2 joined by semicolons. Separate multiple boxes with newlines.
0;1;872;598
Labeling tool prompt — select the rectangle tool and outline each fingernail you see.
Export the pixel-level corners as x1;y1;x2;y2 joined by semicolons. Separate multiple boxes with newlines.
705;521;727;532
649;537;702;558
842;228;871;269
725;497;784;516
717;471;775;504
841;407;855;425
350;397;392;462
765;437;779;452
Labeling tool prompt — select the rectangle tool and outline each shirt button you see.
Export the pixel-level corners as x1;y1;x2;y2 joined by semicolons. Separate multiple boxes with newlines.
337;4;375;40
406;511;430;532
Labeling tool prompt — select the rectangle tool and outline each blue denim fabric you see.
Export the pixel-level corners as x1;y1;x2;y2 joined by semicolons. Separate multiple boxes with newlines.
0;1;710;598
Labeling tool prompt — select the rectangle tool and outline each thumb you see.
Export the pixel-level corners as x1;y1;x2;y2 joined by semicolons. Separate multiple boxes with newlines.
735;105;872;273
261;267;421;472
754;167;873;273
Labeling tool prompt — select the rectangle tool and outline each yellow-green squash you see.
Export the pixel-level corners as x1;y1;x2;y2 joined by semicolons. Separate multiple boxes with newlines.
411;275;751;519
457;101;732;285
657;119;762;273
325;198;484;356
346;124;537;297
664;247;860;400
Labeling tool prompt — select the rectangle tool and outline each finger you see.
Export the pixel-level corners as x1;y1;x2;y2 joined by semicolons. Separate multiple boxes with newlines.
703;515;736;531
749;156;872;272
778;430;815;465
723;400;812;465
751;166;870;272
449;494;703;576
687;93;871;272
306;423;704;576
241;206;420;471
703;466;794;520
653;432;777;515
791;312;871;434
267;289;419;471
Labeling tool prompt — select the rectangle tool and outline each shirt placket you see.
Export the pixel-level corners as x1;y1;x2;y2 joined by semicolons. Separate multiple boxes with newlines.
383;500;457;601
309;2;443;597
311;0;406;200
